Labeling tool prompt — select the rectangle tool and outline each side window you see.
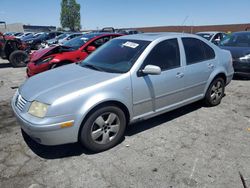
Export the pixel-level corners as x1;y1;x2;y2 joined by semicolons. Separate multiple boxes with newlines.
92;36;111;48
182;38;215;65
143;39;180;71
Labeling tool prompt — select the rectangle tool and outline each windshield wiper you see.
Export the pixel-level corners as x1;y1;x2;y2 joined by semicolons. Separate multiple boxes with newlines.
82;63;104;72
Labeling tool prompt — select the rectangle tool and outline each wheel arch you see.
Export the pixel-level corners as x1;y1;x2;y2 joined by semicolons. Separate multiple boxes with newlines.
204;70;227;95
77;100;130;141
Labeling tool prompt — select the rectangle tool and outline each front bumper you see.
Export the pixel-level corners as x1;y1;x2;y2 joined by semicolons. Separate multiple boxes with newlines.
233;61;250;76
27;62;50;77
11;94;79;145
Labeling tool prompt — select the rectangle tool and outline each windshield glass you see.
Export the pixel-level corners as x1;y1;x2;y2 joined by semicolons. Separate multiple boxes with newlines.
219;32;250;47
197;33;214;41
56;33;68;40
80;39;150;73
63;33;100;49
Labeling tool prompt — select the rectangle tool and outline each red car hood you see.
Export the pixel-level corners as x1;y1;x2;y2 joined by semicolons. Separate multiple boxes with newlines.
31;45;59;61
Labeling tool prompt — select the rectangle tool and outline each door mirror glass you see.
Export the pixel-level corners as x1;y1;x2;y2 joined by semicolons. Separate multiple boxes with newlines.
86;46;96;53
141;65;161;75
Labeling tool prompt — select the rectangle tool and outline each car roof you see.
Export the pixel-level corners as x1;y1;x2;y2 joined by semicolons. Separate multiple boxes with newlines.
118;32;195;41
196;31;223;34
232;31;250;35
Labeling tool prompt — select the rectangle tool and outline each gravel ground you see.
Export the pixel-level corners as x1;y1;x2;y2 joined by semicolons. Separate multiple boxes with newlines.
0;59;249;188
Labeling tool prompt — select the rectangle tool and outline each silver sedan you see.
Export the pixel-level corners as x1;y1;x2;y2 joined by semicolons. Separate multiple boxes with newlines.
12;33;234;152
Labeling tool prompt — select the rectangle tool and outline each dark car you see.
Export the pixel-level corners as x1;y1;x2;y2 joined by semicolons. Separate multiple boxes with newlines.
219;31;250;77
24;32;63;50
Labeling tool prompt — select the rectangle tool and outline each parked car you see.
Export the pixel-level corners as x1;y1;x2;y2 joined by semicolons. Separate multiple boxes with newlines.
16;32;34;40
42;33;70;47
21;33;37;41
58;33;83;45
23;31;63;50
116;29;142;35
12;33;234;152
219;31;250;77
26;33;122;77
196;31;227;45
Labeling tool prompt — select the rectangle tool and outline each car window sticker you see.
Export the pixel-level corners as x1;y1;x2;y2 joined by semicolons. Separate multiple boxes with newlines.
122;41;139;48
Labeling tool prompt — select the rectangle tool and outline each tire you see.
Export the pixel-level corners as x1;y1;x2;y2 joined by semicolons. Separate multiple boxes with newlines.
9;50;28;67
204;77;225;106
79;106;126;152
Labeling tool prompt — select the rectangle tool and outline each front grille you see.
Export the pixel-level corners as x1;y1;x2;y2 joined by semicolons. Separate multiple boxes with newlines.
15;94;27;112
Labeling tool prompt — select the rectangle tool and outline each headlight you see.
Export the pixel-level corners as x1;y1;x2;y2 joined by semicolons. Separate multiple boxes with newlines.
28;101;49;118
239;54;250;62
36;56;54;65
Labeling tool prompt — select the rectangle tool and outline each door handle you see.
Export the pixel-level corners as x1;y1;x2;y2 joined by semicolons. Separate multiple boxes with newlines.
176;72;184;78
208;63;215;69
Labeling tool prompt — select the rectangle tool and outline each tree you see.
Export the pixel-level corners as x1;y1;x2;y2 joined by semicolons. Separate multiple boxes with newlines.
60;0;81;31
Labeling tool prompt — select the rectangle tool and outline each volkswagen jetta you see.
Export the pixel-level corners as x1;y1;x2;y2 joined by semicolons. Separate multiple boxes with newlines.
12;33;234;152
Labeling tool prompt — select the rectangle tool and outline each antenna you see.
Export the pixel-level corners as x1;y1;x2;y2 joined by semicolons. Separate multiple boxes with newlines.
181;16;189;33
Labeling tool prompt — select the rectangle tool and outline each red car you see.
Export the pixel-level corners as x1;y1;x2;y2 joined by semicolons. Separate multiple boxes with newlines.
27;33;123;77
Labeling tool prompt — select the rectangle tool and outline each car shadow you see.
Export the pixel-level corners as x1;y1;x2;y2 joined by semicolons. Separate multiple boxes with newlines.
233;75;250;81
22;101;202;159
0;62;12;68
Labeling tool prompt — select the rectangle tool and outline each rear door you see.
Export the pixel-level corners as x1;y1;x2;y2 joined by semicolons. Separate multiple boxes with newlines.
180;37;216;99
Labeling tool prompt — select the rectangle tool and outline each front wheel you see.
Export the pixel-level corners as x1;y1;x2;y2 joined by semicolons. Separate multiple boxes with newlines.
79;106;126;152
9;50;28;67
204;77;225;106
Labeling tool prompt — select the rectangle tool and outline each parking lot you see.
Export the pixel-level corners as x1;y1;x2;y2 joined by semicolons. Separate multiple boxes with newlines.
0;58;249;188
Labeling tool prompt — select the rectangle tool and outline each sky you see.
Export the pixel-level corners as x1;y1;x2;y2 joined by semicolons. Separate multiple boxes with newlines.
0;0;250;30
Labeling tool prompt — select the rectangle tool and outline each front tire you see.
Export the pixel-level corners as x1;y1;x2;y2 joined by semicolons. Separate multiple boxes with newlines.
79;106;126;152
9;50;28;67
204;77;225;106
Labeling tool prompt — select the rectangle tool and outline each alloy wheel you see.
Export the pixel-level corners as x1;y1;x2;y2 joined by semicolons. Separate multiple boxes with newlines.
91;112;120;144
210;80;223;103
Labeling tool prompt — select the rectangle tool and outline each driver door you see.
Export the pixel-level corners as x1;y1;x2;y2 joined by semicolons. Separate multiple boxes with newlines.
131;38;186;118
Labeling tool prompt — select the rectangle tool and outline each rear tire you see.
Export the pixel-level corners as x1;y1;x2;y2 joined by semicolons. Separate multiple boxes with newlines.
204;77;225;106
9;50;28;67
79;106;126;152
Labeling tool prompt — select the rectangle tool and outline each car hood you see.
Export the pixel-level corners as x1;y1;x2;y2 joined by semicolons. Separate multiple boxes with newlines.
19;63;121;103
220;46;250;59
46;38;57;44
30;45;58;61
30;45;75;62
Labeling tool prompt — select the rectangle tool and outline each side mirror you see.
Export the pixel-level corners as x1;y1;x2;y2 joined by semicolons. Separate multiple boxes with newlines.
86;46;96;53
138;65;161;77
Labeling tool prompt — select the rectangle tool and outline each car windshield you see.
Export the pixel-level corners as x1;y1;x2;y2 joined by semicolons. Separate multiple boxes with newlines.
56;33;68;40
63;33;100;49
80;39;150;73
197;33;214;40
219;32;250;47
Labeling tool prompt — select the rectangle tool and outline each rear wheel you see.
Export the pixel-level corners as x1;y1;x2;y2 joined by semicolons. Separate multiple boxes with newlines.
9;50;28;67
204;77;225;106
79;106;126;152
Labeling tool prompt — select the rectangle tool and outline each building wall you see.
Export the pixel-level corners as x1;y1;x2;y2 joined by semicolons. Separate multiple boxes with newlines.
0;23;24;33
134;23;250;33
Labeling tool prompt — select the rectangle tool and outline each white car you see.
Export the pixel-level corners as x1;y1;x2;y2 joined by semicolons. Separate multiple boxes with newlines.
196;31;227;45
